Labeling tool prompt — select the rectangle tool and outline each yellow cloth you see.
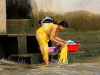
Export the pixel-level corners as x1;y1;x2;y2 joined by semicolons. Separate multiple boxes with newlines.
58;43;68;64
36;23;56;60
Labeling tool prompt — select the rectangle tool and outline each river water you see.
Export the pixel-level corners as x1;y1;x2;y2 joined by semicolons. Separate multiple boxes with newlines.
0;57;100;75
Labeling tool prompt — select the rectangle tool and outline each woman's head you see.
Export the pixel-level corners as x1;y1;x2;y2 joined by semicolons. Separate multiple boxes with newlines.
55;21;68;31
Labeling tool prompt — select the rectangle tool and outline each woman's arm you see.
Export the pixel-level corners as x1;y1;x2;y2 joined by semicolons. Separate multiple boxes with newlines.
53;29;66;43
54;36;66;43
49;25;61;43
49;25;64;46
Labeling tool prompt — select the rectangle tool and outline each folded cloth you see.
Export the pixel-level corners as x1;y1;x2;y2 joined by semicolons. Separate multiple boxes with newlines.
58;43;68;64
67;40;75;44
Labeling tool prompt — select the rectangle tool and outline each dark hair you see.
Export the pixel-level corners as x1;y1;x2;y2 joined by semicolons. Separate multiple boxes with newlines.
55;21;68;28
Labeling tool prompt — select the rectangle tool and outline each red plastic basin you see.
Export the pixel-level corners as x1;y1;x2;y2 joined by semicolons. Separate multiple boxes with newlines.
57;44;80;52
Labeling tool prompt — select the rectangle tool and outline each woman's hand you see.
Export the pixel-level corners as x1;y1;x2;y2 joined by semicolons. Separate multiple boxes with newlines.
59;42;65;47
62;40;67;43
61;40;67;44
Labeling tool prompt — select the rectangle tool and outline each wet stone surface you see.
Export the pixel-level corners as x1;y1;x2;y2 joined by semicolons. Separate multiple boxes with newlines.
0;58;100;75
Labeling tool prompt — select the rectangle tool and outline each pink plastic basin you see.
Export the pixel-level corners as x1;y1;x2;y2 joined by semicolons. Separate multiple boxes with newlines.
49;47;56;53
39;47;56;53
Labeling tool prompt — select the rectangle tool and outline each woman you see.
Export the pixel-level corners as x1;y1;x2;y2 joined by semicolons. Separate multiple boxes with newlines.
36;16;68;65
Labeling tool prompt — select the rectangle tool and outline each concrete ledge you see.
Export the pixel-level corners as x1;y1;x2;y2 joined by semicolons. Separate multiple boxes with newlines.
0;34;36;37
9;53;41;57
68;51;86;54
7;19;34;34
9;53;42;64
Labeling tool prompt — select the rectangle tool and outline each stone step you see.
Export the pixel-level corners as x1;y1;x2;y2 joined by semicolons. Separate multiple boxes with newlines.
9;53;42;64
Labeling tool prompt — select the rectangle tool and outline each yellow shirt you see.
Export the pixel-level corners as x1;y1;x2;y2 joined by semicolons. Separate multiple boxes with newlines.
36;23;56;42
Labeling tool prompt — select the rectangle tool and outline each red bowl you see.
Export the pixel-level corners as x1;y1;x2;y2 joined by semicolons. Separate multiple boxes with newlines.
68;44;80;52
57;44;80;52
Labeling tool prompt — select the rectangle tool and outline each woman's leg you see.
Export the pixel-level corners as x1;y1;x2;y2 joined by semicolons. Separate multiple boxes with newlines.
39;43;49;65
44;58;49;65
36;34;49;65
